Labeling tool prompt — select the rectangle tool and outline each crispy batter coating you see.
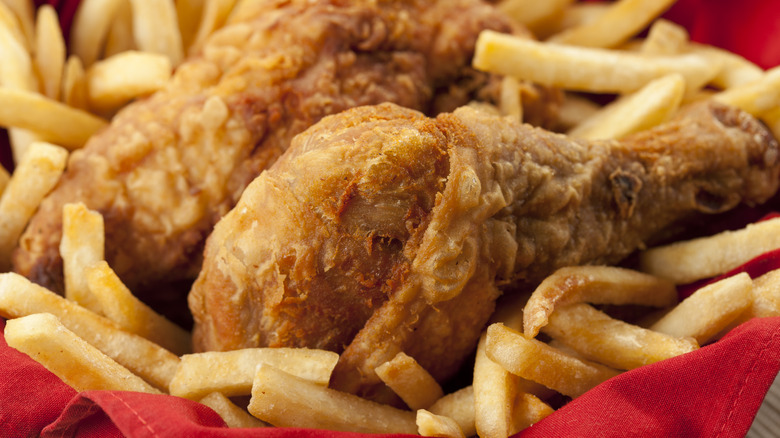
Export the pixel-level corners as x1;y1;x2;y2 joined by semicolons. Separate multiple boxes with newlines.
189;101;779;399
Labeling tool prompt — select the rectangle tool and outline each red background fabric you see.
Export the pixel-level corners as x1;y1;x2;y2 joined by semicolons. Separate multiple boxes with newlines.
2;0;780;437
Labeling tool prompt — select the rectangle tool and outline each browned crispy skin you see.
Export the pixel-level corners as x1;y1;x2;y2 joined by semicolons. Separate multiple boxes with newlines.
189;101;779;400
14;0;551;304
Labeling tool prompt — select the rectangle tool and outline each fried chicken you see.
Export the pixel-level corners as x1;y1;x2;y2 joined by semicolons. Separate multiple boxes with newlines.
188;101;779;400
14;0;555;308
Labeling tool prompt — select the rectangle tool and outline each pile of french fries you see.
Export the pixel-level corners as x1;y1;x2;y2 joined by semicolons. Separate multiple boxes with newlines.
1;0;780;436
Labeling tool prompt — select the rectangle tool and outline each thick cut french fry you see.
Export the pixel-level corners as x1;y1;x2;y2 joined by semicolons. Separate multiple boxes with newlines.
417;409;465;438
651;273;754;344
751;269;780;318
87;50;172;114
69;0;124;67
499;76;523;123
523;266;677;338
34;5;65;101
0;272;179;391
639;217;780;284
0;88;107;149
474;30;718;94
60;202;105;314
640;19;689;55
428;386;476;438
486;323;621;398
569;73;684;140
86;260;192;355
713;66;780;117
375;352;444;410
5;313;160;394
548;0;676;48
511;392;554;432
169;347;339;400
128;0;184;66
248;364;418;434
199;392;268;429
543;303;698;370
0;142;67;270
473;333;521;438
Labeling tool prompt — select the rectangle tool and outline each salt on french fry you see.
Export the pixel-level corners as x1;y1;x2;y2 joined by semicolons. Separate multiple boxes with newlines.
199;392;268;429
169;347;339;400
0;272;180;391
86;50;172;114
60;202;105;314
568;73;685;140
713;66;780;117
651;273;754;345
69;0;124;67
0;141;67;270
639;217;780;284
5;313;161;394
640;19;689;56
375;352;444;410
485;323;621;398
0;88;107;149
543;303;699;370
523;265;677;338
473;30;719;94
33;5;65;100
428;386;476;438
248;364;418;434
417;409;466;438
548;0;677;49
128;0;184;66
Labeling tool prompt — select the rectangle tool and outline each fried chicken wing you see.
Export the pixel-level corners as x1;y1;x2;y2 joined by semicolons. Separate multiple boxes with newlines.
14;0;552;306
189;101;779;400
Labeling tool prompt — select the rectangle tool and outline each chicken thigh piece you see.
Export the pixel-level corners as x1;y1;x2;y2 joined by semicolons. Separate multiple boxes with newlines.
14;0;553;303
189;101;779;399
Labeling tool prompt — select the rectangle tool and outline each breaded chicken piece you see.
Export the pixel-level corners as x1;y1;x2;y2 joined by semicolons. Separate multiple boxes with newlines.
14;0;555;307
189;101;779;400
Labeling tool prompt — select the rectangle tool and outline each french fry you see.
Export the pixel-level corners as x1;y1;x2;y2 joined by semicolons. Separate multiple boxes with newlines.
473;333;521;438
543;303;698;370
651;273;754;344
499;76;523;123
428;386;476;438
416;409;465;438
86;50;172;114
62;55;89;111
555;93;601;131
199;392;268;428
86;260;192;356
0;88;107;149
248;364;418;434
511;392;554;432
548;0;677;49
69;0;124;67
523;266;677;338
33;5;65;101
0;141;67;270
0;164;9;196
188;0;239;55
176;0;205;54
375;352;444;410
568;73;685;140
639;217;780;284
473;30;718;94
128;0;184;66
60;202;105;314
640;19;689;56
751;269;780;318
713;66;780;117
540;2;610;39
692;44;765;90
1;0;33;47
169;347;339;400
0;272;180;391
5;313;160;394
0;1;27;51
486;323;621;398
498;0;575;36
103;0;137;58
0;8;35;90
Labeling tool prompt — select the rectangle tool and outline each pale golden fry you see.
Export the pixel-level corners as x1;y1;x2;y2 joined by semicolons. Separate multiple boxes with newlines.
86;50;172;114
428;386;476;438
473;30;718;94
540;3;610;39
0;1;27;50
34;5;65;100
499;76;523;123
86;260;192;356
188;0;239;55
199;392;268;429
691;43;764;90
640;19;689;55
62;55;89;110
498;0;575;36
639;217;780;284
5;313;160;394
473;333;521;438
0;165;9;196
569;73;684;140
543;303;698;370
751;269;780;318
69;0;124;67
0;88;107;149
60;202;105;314
176;0;205;54
762;103;780;142
548;0;676;48
128;0;184;66
169;347;339;400
0;142;67;271
651;273;754;344
713;66;780;117
511;392;554;432
555;93;601;131
523;266;677;338
417;409;466;438
248;364;418;434
486;323;621;398
0;0;33;49
0;272;180;391
375;352;444;410
104;0;136;57
0;12;35;90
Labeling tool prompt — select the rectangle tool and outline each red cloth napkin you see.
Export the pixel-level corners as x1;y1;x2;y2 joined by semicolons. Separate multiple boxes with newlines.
2;0;780;437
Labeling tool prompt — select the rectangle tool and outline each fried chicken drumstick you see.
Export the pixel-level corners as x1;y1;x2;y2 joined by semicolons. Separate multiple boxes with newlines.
14;0;555;304
189;101;779;400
